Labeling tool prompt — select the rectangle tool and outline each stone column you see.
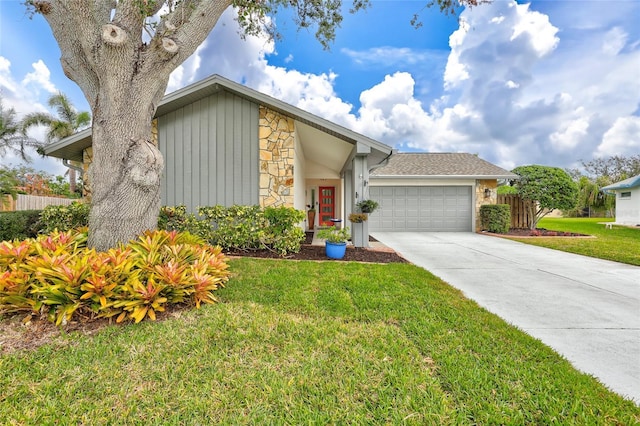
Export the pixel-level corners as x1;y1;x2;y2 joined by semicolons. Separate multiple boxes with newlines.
258;107;295;208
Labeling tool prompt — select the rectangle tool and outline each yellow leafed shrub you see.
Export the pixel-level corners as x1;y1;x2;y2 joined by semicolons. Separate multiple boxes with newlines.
0;229;230;325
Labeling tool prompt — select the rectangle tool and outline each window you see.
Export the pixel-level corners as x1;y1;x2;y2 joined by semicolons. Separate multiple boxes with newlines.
620;191;631;198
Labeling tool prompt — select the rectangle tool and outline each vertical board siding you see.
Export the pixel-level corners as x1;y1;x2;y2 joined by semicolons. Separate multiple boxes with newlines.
159;91;259;212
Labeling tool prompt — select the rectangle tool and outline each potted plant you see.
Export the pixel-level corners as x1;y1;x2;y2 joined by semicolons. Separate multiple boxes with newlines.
348;212;369;248
348;213;368;223
307;205;316;230
316;226;351;259
356;199;379;214
307;189;316;230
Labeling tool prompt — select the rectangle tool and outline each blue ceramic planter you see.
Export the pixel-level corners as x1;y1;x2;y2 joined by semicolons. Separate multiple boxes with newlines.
325;241;347;259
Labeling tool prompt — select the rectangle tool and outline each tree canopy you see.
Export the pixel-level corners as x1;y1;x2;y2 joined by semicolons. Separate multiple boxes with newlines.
579;155;640;183
22;92;91;144
565;155;639;218
511;165;578;229
22;92;91;194
0;97;42;162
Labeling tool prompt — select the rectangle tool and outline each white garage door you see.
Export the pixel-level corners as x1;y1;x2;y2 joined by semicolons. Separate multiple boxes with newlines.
368;186;472;232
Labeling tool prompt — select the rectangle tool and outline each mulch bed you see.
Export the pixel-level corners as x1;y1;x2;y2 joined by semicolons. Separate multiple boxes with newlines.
226;244;408;263
225;232;408;263
500;228;589;237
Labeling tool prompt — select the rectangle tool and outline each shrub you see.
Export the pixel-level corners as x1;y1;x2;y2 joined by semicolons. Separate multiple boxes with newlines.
263;206;306;256
497;185;518;195
198;205;305;256
0;210;42;241
0;229;230;325
39;202;90;234
158;205;212;240
199;205;267;251
480;204;511;234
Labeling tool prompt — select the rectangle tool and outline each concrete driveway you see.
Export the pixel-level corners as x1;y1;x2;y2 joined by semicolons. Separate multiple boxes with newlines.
372;232;640;404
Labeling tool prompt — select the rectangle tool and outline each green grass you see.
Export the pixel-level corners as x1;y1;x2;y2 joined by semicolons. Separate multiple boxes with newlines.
2;259;638;424
510;217;640;266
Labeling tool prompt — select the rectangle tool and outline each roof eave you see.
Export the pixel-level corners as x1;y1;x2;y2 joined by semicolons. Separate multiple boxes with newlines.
44;74;393;161
371;174;519;179
601;175;640;191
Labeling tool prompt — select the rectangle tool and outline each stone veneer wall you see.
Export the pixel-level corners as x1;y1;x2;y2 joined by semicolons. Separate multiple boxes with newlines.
81;119;159;200
475;179;498;231
258;106;295;207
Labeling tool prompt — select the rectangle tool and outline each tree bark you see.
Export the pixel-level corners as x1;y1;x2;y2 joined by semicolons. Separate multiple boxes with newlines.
88;109;164;250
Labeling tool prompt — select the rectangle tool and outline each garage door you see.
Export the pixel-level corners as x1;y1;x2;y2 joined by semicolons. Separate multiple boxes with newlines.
368;186;472;232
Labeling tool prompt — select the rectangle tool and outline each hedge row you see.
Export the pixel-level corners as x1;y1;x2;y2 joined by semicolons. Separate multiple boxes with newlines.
2;203;305;256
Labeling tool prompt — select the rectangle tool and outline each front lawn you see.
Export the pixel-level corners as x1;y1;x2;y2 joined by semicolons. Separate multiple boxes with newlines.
509;217;640;266
1;259;638;424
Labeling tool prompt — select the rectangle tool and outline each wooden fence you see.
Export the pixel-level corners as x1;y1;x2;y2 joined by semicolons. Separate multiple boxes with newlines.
0;194;77;212
497;194;535;229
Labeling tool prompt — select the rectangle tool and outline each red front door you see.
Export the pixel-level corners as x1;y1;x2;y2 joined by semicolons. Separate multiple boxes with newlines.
319;186;335;226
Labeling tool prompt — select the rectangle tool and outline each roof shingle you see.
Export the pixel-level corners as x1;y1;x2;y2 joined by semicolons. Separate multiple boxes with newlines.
371;153;517;178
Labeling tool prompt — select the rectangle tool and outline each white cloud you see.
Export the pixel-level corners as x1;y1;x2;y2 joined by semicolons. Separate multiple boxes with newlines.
341;46;441;67
0;56;66;175
602;27;628;55
510;3;559;57
21;60;57;94
550;116;590;151
596;116;640;157
164;1;639;171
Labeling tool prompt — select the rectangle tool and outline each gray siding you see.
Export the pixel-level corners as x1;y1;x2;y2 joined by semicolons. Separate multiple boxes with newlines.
159;91;259;211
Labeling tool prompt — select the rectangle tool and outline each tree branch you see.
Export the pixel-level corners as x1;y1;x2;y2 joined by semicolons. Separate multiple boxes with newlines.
32;1;101;107
155;0;232;65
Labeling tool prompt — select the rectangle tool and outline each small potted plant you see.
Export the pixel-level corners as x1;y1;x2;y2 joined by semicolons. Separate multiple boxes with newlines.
348;213;368;223
307;205;316;230
356;199;379;214
307;189;316;230
316;226;351;259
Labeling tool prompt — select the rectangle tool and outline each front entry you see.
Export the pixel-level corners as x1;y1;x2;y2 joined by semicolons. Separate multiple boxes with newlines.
319;186;336;226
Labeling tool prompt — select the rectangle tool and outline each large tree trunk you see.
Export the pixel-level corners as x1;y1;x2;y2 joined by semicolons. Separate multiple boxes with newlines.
88;104;164;250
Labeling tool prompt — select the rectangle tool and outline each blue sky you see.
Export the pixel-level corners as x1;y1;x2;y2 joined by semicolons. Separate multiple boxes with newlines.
1;0;639;177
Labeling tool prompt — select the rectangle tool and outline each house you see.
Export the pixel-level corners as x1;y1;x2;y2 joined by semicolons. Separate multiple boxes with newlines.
44;74;516;242
602;175;640;226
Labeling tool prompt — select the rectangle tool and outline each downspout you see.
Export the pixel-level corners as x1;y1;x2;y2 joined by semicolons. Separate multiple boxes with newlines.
63;159;84;195
368;149;395;174
63;159;83;173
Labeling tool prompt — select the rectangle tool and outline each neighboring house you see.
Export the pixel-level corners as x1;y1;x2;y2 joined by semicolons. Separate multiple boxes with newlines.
369;153;517;232
602;175;640;226
44;74;515;237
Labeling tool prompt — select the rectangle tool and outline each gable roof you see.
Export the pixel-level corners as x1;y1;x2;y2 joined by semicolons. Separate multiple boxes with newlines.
601;174;640;192
370;153;518;179
44;74;392;162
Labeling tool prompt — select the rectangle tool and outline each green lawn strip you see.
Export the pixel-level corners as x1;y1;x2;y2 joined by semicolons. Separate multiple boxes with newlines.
1;259;638;424
510;218;640;266
223;259;639;423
